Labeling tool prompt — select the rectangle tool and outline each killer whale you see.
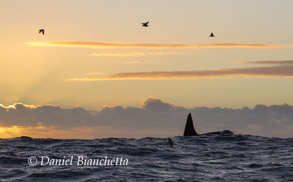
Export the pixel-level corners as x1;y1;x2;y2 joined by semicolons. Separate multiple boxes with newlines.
183;113;199;136
183;113;234;136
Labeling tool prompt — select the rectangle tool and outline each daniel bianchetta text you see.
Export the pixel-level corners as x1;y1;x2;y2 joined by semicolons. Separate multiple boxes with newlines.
28;156;128;166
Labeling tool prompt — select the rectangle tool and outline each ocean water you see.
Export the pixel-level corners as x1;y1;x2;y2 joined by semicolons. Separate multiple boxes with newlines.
0;131;293;182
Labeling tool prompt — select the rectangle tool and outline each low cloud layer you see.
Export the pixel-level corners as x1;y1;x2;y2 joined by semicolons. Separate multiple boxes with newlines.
91;52;185;57
1;99;293;138
235;60;293;65
27;41;293;49
69;60;293;81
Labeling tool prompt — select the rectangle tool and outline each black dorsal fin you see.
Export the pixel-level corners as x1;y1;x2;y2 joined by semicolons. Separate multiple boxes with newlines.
183;113;199;136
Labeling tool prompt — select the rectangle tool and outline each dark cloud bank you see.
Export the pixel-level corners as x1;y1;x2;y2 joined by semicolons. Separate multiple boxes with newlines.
1;99;293;138
70;60;293;81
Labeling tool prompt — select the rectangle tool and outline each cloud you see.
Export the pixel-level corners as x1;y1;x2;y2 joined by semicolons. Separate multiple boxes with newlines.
234;60;293;65
0;103;97;128
68;60;293;81
91;52;185;57
1;99;293;138
91;52;145;57
26;41;293;49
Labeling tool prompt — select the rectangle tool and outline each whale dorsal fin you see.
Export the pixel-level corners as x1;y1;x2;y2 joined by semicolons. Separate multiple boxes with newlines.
183;113;199;136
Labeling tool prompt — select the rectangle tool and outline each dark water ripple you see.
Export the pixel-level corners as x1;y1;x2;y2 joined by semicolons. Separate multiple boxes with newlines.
0;131;292;181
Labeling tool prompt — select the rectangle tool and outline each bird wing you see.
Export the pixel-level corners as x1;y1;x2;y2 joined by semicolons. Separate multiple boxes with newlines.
39;29;44;34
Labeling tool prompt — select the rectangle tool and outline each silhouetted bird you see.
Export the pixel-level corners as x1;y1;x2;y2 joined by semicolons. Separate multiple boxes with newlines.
209;32;214;37
141;21;149;27
168;138;174;147
39;29;45;35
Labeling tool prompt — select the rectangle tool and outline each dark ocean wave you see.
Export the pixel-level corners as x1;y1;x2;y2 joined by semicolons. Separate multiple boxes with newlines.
0;131;292;182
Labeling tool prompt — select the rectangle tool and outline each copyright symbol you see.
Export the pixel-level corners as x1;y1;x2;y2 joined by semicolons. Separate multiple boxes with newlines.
28;156;38;166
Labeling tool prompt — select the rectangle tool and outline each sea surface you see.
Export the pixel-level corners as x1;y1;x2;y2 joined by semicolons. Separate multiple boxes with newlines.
0;131;293;182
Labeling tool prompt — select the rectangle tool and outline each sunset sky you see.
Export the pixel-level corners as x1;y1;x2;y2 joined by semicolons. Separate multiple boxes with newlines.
1;0;293;138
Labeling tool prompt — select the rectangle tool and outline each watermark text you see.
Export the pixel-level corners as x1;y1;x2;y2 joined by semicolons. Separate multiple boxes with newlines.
28;155;128;166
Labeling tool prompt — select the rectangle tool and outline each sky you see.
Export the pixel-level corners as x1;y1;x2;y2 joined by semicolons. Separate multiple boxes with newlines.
1;0;293;138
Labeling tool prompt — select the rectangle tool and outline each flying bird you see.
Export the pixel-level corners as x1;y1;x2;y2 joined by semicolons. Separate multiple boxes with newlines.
39;29;45;35
209;32;214;37
141;21;149;27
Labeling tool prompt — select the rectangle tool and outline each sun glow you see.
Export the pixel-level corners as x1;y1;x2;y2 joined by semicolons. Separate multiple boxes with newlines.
0;103;38;109
0;123;47;138
0;126;22;138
